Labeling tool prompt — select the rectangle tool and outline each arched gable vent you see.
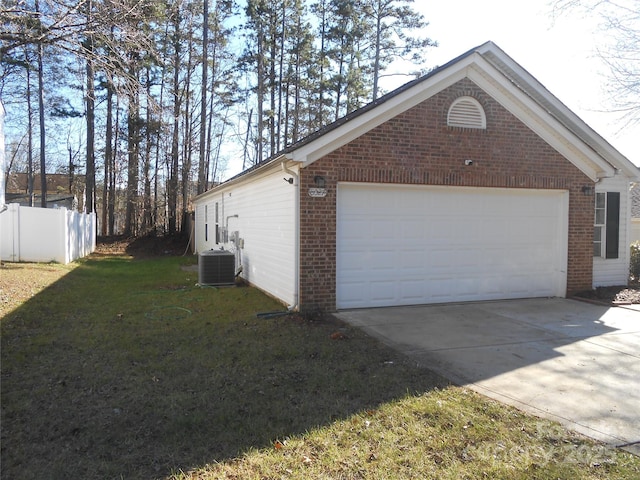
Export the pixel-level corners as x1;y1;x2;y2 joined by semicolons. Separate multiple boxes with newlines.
447;96;486;129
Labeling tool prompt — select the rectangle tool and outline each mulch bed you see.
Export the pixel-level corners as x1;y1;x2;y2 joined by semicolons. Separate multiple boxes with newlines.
574;283;640;305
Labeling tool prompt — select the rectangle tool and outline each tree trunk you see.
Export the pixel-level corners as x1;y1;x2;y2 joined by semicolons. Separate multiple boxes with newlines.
181;26;195;235
372;1;382;101
154;21;170;233
317;0;327;129
256;30;264;163
102;79;113;236
276;2;286;153
168;19;181;235
85;30;96;214
124;83;140;237
109;91;119;235
242;108;253;171
197;0;208;195
25;46;35;207
36;0;46;208
141;67;153;234
269;10;277;158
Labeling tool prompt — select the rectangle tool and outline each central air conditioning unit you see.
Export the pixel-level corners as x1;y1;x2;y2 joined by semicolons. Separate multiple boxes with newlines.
198;249;236;286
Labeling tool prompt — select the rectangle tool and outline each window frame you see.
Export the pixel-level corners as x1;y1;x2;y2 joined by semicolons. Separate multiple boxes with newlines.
593;193;605;257
593;191;620;259
215;202;220;244
204;205;209;242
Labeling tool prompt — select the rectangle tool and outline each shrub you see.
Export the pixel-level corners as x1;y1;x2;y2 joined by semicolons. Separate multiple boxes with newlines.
630;242;640;281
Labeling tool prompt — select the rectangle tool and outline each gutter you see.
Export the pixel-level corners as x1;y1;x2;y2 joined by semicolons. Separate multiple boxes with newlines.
193;154;288;203
282;160;299;311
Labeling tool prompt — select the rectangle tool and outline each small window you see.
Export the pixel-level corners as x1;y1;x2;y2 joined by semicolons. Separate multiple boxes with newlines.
447;96;486;129
204;205;208;242
593;192;620;259
593;193;605;256
215;202;220;244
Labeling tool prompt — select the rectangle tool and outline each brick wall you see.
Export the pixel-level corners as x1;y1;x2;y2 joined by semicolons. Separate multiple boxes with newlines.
299;79;594;311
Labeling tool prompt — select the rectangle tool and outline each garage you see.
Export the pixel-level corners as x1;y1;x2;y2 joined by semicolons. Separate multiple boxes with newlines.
337;183;569;309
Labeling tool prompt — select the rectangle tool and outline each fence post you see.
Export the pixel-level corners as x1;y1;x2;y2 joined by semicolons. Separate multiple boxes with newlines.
58;207;67;264
13;204;20;261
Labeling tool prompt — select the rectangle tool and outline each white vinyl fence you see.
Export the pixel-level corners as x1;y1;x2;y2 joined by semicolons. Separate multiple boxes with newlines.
1;203;96;264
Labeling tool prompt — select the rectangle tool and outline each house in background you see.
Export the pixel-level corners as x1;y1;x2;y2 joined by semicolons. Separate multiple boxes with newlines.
193;41;640;312
4;172;86;211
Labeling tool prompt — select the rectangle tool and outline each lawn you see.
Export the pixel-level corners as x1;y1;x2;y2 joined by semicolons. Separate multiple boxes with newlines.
1;249;639;479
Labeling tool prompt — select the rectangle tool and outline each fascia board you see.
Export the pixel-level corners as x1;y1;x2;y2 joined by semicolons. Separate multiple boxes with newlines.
593;143;640;180
193;155;288;204
466;59;616;181
291;61;472;167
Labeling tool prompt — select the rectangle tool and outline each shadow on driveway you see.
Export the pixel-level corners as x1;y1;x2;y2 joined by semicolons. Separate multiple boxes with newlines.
336;298;640;454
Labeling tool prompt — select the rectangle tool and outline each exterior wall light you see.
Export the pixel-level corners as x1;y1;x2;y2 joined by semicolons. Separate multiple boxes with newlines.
581;185;594;195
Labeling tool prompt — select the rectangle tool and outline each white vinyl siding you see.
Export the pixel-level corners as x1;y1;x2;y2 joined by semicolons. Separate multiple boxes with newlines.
194;165;297;306
337;184;568;309
593;176;632;287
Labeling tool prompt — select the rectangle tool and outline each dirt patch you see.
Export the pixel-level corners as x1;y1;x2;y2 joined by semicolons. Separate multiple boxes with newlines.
0;263;76;317
95;234;193;258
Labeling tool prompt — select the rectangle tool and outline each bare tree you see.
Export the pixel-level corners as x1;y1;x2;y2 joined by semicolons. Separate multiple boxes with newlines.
167;0;182;235
102;76;114;235
35;0;47;207
83;0;96;214
197;0;209;195
24;48;36;205
553;0;640;124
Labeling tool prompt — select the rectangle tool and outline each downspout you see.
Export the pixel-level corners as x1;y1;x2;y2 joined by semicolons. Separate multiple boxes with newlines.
282;160;299;311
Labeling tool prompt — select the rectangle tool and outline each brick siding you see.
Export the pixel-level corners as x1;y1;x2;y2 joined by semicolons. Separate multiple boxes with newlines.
299;79;594;311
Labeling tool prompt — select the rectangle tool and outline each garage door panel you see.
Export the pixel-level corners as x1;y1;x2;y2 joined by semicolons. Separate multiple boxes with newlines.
371;280;396;299
371;220;396;240
399;279;425;300
340;255;369;273
429;278;458;300
401;219;425;239
341;218;371;242
337;184;568;309
400;249;424;265
339;279;370;305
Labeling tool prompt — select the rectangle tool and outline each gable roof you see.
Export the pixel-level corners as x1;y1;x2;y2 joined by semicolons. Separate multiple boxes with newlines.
197;41;639;199
474;42;639;181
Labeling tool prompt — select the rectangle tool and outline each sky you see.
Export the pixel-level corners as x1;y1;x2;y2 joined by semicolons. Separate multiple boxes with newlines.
395;0;639;167
223;1;639;179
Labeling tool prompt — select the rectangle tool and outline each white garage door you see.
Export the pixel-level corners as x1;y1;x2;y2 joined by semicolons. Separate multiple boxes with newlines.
337;184;568;309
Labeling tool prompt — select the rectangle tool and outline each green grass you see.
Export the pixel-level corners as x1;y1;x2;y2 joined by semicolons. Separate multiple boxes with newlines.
179;390;639;480
1;255;639;480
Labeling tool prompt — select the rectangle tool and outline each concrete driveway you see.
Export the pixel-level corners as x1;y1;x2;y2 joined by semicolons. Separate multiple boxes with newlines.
335;298;640;455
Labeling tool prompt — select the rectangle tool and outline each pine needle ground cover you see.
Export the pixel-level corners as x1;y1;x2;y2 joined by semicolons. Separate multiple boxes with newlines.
1;253;638;479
